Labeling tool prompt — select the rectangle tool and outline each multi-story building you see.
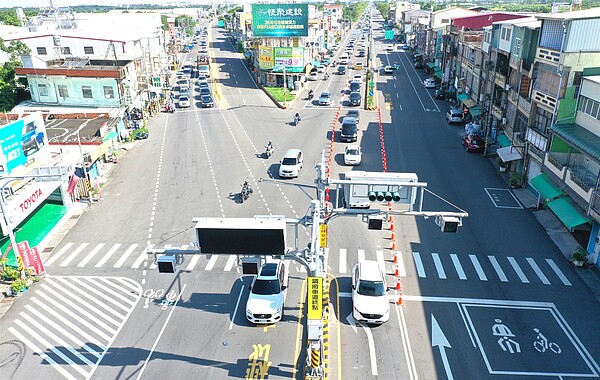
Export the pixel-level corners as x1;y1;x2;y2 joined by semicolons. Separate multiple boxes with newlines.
323;4;344;48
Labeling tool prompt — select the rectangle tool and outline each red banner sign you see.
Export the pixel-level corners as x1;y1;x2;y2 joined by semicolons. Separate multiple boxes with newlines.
16;240;45;275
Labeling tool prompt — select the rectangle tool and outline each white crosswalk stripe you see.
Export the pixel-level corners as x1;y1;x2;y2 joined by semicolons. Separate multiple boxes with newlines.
44;243;575;287
9;276;141;380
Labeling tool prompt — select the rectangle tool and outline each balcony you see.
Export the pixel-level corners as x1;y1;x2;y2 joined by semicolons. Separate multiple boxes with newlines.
533;89;557;112
536;47;561;67
492;104;503;120
545;154;566;179
495;72;506;89
509;54;520;70
517;95;532;114
566;168;594;203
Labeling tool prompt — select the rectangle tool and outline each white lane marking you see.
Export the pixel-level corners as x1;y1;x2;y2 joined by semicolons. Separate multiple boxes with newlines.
94;278;138;305
14;318;90;377
131;250;148;269
376;250;385;271
114;244;139;268
357;249;365;263
469;255;488;281
224;255;236;271
339;292;352;298
45;243;74;266
9;327;79;380
24;304;101;358
95;244;121;268
205;254;219;271
20;312;96;367
546;259;572;286
136;284;187;380
358;322;378;376
53;277;126;320
396;251;406;277
186;255;201;271
507;257;529;283
59;243;89;267
450;254;466;280
31;297;107;350
78;243;105;267
230;283;245;330
149;262;157;270
488;256;508;282
431;252;446;279
412;252;426;278
339;249;347;274
527;258;550;285
395;305;418;380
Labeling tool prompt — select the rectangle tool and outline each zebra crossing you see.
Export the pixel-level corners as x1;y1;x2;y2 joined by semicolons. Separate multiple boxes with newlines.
45;242;574;286
8;276;141;380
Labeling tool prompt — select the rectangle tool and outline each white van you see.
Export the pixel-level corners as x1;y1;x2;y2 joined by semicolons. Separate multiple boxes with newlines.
340;54;350;65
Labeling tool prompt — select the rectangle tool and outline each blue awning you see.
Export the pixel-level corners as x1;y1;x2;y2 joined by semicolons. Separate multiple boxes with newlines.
311;60;321;67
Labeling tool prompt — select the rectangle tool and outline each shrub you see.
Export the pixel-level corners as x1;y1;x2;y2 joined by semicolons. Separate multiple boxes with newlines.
3;266;20;281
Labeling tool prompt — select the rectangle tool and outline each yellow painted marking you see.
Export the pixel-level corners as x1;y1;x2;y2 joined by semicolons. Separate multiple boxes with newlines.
261;323;276;332
292;278;307;379
245;343;272;379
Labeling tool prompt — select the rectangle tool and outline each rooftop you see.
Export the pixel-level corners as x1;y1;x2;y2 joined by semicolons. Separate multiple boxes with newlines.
537;6;600;21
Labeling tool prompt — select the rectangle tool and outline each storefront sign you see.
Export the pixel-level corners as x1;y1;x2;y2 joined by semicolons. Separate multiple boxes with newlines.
0;113;48;174
273;47;305;73
252;4;309;37
258;46;274;70
19;188;43;213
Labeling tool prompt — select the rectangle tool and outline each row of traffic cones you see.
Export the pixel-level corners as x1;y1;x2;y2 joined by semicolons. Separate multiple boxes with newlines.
387;207;403;306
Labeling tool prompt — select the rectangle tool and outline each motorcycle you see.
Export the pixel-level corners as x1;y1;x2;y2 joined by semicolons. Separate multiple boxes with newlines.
265;144;274;158
323;74;329;80
241;182;253;203
294;114;301;126
308;90;314;100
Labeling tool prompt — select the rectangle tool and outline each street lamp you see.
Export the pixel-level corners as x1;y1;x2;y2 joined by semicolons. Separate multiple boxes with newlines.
75;114;105;202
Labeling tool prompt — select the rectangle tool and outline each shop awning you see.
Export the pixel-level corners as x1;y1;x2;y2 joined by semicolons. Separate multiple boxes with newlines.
457;93;468;101
497;146;523;162
497;134;511;147
530;173;564;200
463;98;476;108
311;60;321;67
547;196;592;230
550;123;600;162
435;71;442;79
427;62;437;68
470;107;482;117
102;131;118;142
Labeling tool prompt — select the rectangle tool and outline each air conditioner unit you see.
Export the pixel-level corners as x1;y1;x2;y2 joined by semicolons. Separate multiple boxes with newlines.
505;84;511;91
502;117;507;124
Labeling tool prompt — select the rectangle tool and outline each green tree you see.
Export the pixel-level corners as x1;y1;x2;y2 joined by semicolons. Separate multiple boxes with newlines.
0;39;31;112
0;10;20;26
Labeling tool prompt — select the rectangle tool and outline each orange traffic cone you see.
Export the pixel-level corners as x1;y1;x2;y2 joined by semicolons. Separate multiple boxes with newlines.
390;231;396;240
397;292;403;305
395;278;401;290
394;264;399;277
390;223;395;231
393;253;398;263
391;241;396;251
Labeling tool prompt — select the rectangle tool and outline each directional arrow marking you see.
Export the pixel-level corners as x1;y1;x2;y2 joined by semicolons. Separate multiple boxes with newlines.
346;313;357;334
431;314;453;380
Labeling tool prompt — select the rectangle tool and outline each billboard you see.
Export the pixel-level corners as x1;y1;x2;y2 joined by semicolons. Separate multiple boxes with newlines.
252;4;309;37
274;47;305;73
0;113;48;174
258;46;274;70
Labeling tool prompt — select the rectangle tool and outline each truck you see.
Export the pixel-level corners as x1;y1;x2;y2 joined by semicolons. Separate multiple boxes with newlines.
342;171;418;209
198;63;210;78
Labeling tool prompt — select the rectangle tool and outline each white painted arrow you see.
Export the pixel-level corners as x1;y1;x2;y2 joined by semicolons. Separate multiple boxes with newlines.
431;314;454;380
346;313;357;333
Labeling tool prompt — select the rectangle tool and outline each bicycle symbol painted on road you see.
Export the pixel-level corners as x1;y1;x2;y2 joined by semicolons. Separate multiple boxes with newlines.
533;328;561;354
492;319;521;354
143;288;176;309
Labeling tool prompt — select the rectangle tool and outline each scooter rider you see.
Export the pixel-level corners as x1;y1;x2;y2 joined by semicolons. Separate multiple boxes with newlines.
266;141;274;157
294;112;301;125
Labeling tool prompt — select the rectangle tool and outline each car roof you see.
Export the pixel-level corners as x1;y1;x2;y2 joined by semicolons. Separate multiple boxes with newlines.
284;148;302;157
257;262;281;279
343;116;357;123
320;91;331;96
358;260;383;281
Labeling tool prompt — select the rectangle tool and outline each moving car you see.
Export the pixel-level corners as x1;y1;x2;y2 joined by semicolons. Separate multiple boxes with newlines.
349;80;361;93
340;117;358;142
462;134;485;152
200;94;214;108
346;109;360;123
200;87;211;96
354;62;364;70
178;95;190;108
279;149;304;178
308;71;319;81
446;107;464;124
337;65;347;75
424;78;436;88
348;91;361;106
319;91;333;106
384;66;394;74
246;260;289;324
344;145;362;165
352;260;389;325
352;74;363;84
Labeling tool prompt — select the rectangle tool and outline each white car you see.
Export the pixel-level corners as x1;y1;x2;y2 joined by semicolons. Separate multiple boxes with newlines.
308;71;319;81
279;149;303;178
384;66;394;74
352;74;363;83
352;260;389;324
178;95;190;108
424;78;436;88
344;145;362;165
246;260;289;324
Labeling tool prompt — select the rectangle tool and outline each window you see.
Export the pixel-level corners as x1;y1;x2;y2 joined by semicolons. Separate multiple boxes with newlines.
58;84;68;98
36;47;47;55
573;71;583;99
533;107;553;134
84;46;94;54
81;85;93;98
103;86;115;99
61;47;71;55
506;28;511;41
37;84;48;97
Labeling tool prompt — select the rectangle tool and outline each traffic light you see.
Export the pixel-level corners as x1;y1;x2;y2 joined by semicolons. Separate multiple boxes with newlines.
438;216;460;233
369;190;402;202
157;254;177;273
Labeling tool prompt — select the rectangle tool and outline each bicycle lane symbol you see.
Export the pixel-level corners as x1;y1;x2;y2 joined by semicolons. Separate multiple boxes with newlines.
142;288;165;308
462;303;599;377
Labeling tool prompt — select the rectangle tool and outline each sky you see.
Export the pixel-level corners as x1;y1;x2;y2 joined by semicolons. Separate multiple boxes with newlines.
6;1;211;8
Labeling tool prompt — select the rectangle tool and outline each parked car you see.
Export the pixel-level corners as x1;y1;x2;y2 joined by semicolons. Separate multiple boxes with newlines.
401;44;410;50
200;94;214;108
246;260;289;324
424;78;436;88
348;91;362;106
354;62;364;71
308;71;319;81
279;149;304;178
352;260;389;325
462;134;485;152
319;91;333;106
352;74;363;84
340;117;358;142
446;107;464;124
346;109;360;123
344;145;362;165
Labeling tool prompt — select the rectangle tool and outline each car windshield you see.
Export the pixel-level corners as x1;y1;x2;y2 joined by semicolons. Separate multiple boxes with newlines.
358;280;386;296
350;93;360;99
320;93;330;98
282;157;297;165
347;149;359;155
252;279;281;295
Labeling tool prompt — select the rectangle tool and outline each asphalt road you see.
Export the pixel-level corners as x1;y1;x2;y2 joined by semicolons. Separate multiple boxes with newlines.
1;15;599;380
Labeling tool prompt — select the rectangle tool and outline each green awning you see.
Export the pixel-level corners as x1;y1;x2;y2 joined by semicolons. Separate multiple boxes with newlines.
434;67;442;73
550;123;600;162
470;107;482;117
547;196;592;230
311;60;321;67
102;131;118;142
435;71;442;79
497;134;511;147
427;62;437;68
457;93;468;101
530;173;564;200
